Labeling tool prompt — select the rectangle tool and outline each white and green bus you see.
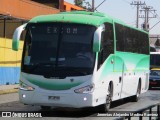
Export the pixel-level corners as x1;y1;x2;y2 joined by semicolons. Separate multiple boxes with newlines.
12;11;149;112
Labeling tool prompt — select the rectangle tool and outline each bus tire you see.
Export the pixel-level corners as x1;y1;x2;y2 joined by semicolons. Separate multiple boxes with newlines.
98;83;113;113
132;81;141;102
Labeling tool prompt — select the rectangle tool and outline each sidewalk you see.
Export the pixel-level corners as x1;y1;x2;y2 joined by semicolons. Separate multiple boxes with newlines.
0;84;19;95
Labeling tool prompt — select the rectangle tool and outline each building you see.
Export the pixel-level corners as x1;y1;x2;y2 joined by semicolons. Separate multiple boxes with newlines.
30;0;84;11
0;0;83;85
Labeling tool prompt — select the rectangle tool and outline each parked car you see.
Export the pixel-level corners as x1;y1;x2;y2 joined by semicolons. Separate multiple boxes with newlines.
149;68;160;89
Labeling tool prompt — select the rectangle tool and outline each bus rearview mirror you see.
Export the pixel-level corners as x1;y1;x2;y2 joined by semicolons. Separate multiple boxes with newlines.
12;23;27;51
93;24;105;52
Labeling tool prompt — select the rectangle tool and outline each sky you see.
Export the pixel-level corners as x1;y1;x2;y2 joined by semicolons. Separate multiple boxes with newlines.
65;0;160;35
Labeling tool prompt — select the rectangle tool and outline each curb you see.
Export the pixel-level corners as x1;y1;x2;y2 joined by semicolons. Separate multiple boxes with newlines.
0;88;18;95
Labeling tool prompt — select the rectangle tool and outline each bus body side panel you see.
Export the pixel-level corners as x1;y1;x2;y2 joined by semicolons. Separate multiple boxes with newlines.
115;52;149;98
92;54;122;103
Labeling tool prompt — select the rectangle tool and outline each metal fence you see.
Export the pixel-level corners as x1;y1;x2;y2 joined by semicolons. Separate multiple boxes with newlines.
117;103;160;120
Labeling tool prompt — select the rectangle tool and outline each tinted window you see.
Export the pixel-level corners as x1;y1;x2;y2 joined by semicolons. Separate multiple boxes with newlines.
22;23;96;76
115;23;149;54
97;23;114;69
101;23;114;63
150;54;160;66
115;24;124;51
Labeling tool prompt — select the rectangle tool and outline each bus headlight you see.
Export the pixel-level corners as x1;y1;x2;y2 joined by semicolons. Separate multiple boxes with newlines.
20;81;35;91
74;84;94;94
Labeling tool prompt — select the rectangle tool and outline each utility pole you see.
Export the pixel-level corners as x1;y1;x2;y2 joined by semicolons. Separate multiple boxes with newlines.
130;1;145;28
139;6;157;31
92;0;95;12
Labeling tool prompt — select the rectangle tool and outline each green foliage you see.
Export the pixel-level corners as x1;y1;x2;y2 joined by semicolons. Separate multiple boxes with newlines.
74;0;83;7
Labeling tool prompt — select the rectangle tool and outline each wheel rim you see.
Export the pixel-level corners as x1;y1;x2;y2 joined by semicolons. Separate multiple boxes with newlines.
106;95;111;110
105;86;112;111
137;83;141;97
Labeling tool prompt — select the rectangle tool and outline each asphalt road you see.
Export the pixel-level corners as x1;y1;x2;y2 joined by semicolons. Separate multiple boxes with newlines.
0;90;159;120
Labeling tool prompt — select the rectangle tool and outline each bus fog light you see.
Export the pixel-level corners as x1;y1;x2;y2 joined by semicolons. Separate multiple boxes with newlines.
83;97;87;101
22;94;26;98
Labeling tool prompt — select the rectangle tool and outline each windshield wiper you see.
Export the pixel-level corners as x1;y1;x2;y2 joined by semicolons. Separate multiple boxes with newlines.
29;63;55;72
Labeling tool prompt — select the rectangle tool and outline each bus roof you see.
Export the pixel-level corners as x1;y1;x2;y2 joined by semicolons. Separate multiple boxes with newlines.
29;11;148;34
29;11;113;26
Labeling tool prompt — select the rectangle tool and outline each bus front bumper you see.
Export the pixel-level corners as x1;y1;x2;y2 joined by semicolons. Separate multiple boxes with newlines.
19;89;95;108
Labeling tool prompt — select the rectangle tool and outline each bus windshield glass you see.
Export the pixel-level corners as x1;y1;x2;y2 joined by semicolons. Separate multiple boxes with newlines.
22;23;96;77
150;53;160;68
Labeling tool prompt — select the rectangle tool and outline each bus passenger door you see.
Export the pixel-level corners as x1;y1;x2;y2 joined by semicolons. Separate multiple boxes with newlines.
113;55;124;100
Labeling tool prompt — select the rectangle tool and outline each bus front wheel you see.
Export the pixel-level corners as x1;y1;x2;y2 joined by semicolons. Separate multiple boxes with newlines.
98;84;113;113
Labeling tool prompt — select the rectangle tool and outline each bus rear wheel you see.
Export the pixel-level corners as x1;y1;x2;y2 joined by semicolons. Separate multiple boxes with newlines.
132;81;141;102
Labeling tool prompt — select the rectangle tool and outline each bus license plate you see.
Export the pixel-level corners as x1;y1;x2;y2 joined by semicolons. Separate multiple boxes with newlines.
48;96;60;101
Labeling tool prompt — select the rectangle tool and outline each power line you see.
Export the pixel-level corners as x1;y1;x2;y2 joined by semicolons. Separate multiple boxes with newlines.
130;1;146;28
94;0;106;11
149;20;160;30
139;5;157;31
82;0;106;12
150;11;160;20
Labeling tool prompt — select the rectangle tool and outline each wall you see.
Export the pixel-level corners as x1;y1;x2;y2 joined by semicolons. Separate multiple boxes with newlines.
0;0;60;20
0;20;24;39
64;1;84;11
0;0;83;84
0;37;23;84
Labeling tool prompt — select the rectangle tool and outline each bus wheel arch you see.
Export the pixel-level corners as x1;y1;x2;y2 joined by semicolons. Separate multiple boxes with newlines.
98;81;113;113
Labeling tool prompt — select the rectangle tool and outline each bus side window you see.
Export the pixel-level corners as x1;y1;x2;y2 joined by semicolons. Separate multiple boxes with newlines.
97;23;114;70
24;29;31;56
102;23;114;61
97;32;104;69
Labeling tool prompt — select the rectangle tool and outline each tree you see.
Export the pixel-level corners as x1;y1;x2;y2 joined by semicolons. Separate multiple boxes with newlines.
74;0;83;7
74;0;92;11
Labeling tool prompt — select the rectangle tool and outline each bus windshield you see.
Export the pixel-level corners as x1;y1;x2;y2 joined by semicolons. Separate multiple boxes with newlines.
22;23;96;77
150;53;160;68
